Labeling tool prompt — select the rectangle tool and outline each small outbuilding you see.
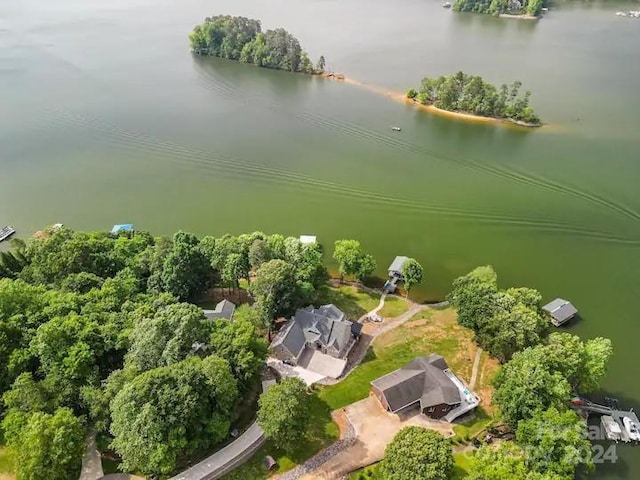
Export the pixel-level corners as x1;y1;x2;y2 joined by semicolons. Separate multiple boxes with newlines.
388;256;409;280
111;223;134;234
299;235;317;244
543;298;578;327
264;456;277;471
203;299;236;321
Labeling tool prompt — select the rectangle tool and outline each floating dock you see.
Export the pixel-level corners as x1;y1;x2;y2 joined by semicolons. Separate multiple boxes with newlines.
571;397;640;443
0;226;16;243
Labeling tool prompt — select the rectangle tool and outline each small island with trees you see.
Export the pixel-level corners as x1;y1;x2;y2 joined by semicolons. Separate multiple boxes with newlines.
453;0;547;18
406;71;541;126
189;15;326;75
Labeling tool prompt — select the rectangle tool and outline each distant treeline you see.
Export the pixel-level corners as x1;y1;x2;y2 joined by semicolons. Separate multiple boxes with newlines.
407;72;540;125
453;0;546;16
189;15;326;74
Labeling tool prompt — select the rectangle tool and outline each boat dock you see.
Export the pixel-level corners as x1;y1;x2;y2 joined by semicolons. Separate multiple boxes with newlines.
0;226;16;243
571;397;640;443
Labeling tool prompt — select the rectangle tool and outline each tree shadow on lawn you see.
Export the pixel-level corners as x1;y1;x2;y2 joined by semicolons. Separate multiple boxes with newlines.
316;286;373;320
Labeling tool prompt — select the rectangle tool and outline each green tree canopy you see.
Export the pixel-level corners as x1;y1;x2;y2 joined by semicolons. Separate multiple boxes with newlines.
110;356;238;476
333;239;377;281
2;407;85;480
379;426;453;480
257;377;310;451
401;258;423;297
160;231;212;300
126;302;209;372
467;442;565;480
516;407;594;479
209;317;268;387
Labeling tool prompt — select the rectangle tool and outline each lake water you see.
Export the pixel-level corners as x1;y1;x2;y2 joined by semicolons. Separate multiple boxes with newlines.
1;0;639;476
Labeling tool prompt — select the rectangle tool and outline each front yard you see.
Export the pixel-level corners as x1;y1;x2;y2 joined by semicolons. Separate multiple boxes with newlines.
318;308;495;410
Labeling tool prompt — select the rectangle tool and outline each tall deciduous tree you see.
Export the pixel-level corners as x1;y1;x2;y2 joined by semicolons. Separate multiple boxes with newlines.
467;442;565;480
249;259;300;321
333;240;376;282
209;318;268;387
3;407;85;480
126;302;209;372
379;426;453;480
516;407;594;479
401;258;423;298
110;356;237;476
161;231;212;301
257;377;310;451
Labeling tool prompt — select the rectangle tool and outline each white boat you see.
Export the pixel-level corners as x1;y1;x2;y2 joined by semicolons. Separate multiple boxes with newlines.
391;126;402;131
623;417;640;441
601;416;622;442
616;11;627;16
443;2;452;7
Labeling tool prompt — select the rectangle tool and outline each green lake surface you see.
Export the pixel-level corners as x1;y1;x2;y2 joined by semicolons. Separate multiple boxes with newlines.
1;0;639;476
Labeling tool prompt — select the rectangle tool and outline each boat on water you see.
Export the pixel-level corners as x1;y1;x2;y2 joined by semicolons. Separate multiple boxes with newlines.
0;225;16;242
601;415;623;442
443;2;452;7
391;126;402;131
623;417;640;441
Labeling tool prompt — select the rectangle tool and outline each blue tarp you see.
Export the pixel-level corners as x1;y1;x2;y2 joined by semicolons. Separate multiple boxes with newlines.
111;224;134;234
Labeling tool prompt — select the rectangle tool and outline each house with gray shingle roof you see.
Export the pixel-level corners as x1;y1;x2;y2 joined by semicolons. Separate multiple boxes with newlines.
371;354;467;419
203;299;236;321
270;304;359;367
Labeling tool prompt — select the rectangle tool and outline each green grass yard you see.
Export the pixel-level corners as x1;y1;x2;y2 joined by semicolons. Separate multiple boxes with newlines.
318;308;477;410
316;285;410;321
0;446;15;480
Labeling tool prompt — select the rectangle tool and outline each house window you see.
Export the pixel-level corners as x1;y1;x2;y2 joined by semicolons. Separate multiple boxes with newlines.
427;407;435;413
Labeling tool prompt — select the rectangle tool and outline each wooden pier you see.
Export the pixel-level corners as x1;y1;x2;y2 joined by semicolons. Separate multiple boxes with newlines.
571;397;640;443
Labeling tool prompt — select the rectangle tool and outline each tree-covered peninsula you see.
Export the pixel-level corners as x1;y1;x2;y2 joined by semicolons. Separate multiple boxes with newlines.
453;0;546;17
407;71;541;126
189;15;325;74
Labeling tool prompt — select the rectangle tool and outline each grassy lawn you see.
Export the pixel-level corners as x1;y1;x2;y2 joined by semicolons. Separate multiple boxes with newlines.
317;285;410;321
452;451;475;479
222;394;338;480
347;462;380;479
318;308;479;410
317;285;381;320
0;447;15;480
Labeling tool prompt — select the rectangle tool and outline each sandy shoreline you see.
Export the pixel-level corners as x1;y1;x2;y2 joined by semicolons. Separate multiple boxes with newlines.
498;13;539;20
320;73;541;129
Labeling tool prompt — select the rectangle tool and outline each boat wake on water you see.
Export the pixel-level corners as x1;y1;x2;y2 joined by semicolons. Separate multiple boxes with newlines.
48;108;640;247
190;64;640;226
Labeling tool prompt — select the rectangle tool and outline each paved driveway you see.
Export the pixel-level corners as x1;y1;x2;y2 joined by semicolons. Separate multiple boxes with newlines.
300;396;455;479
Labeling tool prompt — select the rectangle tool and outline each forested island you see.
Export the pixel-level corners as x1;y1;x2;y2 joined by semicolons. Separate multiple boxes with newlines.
407;72;541;126
453;0;546;17
189;15;325;74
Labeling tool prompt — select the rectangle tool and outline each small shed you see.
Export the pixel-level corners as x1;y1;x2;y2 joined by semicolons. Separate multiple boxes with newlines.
388;256;409;279
543;298;578;327
203;299;236;321
111;223;134;234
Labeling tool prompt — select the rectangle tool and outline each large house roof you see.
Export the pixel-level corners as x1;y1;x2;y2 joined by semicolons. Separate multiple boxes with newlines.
203;299;236;321
542;298;578;323
270;304;353;359
371;354;461;412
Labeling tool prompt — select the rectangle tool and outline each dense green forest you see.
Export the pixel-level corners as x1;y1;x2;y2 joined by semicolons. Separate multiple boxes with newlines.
189;15;325;74
0;228;331;478
407;72;541;125
453;0;546;17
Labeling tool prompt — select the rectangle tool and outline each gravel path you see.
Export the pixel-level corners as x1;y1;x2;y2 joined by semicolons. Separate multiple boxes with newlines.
79;431;103;480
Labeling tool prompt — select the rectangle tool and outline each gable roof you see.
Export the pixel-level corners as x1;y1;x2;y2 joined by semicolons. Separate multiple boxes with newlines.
371;354;461;412
388;256;409;274
542;298;578;323
203;299;236;320
270;304;353;359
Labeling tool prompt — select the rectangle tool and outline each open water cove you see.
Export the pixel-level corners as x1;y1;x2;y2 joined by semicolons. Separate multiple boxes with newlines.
1;0;640;477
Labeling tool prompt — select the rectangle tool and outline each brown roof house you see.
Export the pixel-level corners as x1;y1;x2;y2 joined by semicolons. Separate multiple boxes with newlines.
270;304;361;379
370;354;480;422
